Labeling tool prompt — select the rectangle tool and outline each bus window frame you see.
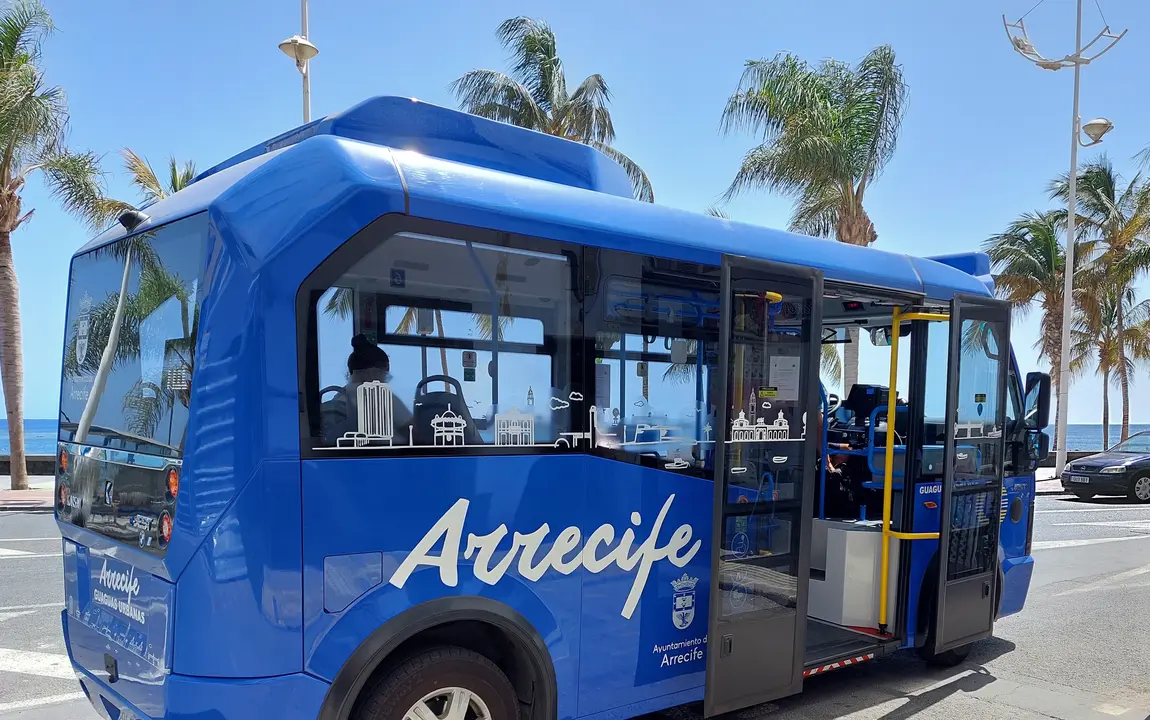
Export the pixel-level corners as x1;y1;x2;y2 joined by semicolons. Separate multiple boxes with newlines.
295;214;586;460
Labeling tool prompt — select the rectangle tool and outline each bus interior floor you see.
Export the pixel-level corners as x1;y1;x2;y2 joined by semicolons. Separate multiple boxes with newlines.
804;618;886;668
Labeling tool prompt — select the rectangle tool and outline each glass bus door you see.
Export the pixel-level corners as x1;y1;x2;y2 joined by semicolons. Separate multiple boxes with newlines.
704;257;822;717
934;294;1011;653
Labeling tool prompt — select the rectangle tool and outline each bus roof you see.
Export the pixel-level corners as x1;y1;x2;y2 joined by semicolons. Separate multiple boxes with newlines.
76;96;994;302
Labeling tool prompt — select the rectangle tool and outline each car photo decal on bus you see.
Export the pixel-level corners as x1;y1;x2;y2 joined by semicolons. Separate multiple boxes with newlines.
388;493;702;620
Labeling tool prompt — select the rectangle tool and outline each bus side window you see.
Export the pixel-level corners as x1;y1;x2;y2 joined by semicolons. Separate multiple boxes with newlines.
584;249;721;472
305;227;581;453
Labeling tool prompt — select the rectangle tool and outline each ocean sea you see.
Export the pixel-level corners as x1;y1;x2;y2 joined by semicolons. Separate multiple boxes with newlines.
0;419;1145;455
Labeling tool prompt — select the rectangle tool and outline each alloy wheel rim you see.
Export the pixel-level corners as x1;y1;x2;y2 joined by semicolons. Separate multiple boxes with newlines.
1135;477;1150;501
404;686;491;720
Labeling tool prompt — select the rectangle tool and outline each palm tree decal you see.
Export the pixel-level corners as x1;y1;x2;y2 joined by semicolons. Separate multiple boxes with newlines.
720;45;907;392
451;17;653;202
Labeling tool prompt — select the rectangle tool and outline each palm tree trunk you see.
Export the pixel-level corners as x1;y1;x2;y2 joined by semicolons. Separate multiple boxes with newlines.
1115;300;1130;443
1101;369;1110;451
843;327;860;394
835;203;878;247
76;248;133;443
0;231;27;490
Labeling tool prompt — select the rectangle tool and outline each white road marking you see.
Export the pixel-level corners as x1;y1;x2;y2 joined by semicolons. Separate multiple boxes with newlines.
0;552;59;560
1053;519;1150;529
0;548;31;557
1057;562;1150;596
0;603;62;612
1036;505;1150;513
0;692;86;713
0;610;36;623
1094;703;1130;716
0;537;60;542
0;648;74;680
1031;535;1150;550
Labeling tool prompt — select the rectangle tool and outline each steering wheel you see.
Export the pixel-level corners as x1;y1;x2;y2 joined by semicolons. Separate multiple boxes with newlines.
825;392;842;415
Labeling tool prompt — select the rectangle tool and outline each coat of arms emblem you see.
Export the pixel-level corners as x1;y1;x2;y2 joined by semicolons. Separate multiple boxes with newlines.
671;573;698;630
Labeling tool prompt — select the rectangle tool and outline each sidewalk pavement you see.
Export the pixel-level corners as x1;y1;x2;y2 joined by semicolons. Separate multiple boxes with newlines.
0;476;55;512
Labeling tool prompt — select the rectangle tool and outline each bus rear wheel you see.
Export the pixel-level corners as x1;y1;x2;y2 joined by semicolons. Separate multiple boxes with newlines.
917;642;971;667
353;646;518;720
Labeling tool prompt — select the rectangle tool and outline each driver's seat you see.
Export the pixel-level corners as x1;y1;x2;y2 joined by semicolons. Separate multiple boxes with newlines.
412;375;484;446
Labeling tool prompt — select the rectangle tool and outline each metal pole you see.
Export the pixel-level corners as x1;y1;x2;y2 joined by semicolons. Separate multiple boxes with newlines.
301;0;311;123
1054;0;1083;476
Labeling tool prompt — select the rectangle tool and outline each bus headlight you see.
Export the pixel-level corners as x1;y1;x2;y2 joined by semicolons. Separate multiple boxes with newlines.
1100;465;1128;474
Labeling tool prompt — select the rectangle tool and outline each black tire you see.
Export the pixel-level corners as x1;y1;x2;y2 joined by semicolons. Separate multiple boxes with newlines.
353;646;518;720
1072;491;1096;500
917;642;971;667
1127;474;1150;504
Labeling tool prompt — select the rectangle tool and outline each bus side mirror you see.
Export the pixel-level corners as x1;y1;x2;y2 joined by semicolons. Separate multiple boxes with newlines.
1023;372;1051;430
1032;430;1050;463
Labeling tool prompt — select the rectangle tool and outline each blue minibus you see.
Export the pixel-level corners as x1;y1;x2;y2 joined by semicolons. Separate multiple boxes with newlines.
56;96;1050;720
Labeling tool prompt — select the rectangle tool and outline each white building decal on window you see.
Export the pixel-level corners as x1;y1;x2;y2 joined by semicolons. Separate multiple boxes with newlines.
337;381;396;448
729;409;797;443
495;408;535;446
432;405;467;446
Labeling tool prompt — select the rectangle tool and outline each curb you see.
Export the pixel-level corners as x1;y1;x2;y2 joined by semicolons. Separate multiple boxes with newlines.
1035;489;1068;496
0;504;54;513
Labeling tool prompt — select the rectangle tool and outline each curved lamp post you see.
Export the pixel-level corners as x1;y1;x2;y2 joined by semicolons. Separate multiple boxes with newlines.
1003;3;1125;474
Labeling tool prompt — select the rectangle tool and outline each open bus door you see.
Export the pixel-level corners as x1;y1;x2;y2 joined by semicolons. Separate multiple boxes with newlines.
933;294;1012;653
704;256;822;717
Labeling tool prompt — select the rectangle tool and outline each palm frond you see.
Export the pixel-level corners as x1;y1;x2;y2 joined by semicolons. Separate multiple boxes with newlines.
563;73;614;145
0;0;51;67
588;140;653;202
495;17;562;113
0;62;65;169
705;206;729;219
820;343;842;385
168;156;196;194
120;148;166;204
450;68;547;131
789;183;841;238
39;150;131;232
323;287;355;319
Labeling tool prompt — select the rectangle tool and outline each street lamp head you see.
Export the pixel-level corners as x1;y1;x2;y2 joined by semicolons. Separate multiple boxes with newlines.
1011;35;1037;56
278;35;319;64
1082;117;1114;144
1035;59;1063;71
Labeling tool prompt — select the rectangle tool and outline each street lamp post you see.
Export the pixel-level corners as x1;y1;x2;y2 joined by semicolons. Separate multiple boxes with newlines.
279;0;320;123
1003;3;1125;475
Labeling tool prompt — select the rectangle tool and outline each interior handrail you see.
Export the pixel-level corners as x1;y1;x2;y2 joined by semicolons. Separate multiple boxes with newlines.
878;308;949;633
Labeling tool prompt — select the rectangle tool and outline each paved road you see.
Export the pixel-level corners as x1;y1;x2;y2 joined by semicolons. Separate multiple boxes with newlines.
3;496;1150;719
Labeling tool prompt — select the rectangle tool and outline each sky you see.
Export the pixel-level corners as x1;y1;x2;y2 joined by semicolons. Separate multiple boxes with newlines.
10;0;1150;424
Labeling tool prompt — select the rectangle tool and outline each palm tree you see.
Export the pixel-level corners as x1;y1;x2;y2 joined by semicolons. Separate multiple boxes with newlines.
1071;288;1150;450
720;46;907;392
450;17;653;202
983;211;1095;447
1050;157;1150;442
120;148;196;204
0;1;140;489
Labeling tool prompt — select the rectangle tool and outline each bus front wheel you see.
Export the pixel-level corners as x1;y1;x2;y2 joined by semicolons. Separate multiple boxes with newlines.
353;646;518;720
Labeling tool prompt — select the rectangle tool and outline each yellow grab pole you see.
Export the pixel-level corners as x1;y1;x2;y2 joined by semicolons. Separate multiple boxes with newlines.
878;307;902;633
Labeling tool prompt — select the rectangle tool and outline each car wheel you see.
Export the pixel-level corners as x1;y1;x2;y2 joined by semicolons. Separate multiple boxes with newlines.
353;646;518;720
917;642;971;667
1127;474;1150;504
1072;491;1096;500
